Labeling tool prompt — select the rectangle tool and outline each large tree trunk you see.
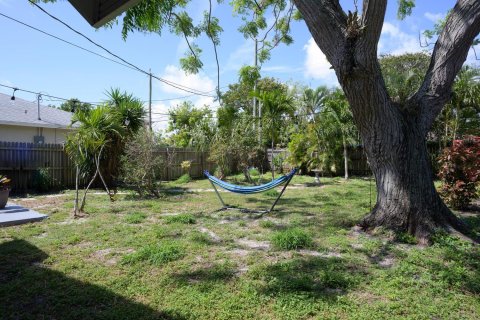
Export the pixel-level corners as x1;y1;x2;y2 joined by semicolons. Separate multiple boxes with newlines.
293;0;480;240
359;117;464;241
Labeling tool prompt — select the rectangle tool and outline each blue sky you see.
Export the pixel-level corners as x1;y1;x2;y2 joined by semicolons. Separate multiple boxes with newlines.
0;0;476;131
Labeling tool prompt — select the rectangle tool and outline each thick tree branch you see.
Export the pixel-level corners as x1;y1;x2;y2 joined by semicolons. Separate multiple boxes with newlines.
358;0;387;57
413;0;480;131
292;0;347;66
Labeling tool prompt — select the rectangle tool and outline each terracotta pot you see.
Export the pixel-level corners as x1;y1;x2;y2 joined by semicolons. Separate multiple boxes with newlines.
0;189;9;209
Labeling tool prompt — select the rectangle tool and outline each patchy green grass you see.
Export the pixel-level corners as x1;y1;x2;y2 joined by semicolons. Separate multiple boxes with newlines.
1;175;479;320
272;228;313;250
124;211;147;224
163;213;196;224
122;241;184;265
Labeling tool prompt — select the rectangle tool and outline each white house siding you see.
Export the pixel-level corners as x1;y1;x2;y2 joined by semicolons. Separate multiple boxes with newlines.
0;124;70;144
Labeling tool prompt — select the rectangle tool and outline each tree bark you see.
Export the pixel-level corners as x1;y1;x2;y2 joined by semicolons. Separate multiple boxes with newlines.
293;0;480;240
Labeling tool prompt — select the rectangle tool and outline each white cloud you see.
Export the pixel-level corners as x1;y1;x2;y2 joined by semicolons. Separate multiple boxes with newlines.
223;40;255;73
424;12;444;23
378;22;422;55
159;65;215;95
302;38;338;85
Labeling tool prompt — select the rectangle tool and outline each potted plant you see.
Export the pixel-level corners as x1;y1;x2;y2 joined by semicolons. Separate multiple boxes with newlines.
0;175;11;209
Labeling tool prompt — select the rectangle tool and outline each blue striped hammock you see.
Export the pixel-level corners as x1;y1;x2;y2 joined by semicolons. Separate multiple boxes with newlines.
204;168;297;194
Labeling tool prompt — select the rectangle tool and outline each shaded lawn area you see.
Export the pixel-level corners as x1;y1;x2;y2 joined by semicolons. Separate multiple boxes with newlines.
1;176;479;320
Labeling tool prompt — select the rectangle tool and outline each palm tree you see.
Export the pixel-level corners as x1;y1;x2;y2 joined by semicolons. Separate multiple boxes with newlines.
322;89;358;179
65;89;145;217
255;89;294;178
102;88;146;188
65;106;123;217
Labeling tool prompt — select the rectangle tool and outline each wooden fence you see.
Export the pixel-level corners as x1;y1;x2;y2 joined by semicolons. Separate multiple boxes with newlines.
0;142;76;193
0;142;216;193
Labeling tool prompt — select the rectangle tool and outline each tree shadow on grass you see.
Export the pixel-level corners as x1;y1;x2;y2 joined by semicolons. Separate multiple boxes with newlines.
250;256;366;300
0;239;185;320
170;263;236;292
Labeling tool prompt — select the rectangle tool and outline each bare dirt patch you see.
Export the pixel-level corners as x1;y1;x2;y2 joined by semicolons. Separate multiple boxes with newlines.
199;227;222;242
236;238;270;250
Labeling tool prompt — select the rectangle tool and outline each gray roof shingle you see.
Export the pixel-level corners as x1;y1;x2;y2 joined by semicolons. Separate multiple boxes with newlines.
0;92;75;129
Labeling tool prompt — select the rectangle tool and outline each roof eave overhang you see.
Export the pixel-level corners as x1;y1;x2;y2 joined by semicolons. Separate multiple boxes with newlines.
0;120;75;130
67;0;143;28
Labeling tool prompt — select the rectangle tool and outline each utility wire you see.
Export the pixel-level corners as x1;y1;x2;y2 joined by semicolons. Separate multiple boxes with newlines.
0;83;82;104
0;12;138;72
28;0;216;97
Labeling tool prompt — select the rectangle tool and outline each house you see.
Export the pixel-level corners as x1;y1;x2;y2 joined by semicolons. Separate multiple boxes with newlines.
0;92;75;144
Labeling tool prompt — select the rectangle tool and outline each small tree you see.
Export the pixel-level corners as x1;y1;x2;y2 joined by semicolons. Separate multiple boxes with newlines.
438;136;480;209
121;129;163;198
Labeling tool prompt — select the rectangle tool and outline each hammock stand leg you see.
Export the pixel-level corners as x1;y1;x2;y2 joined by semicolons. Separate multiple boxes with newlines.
209;179;227;209
268;173;295;213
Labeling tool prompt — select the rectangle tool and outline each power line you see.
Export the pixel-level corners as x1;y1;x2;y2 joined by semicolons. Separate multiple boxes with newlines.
0;83;88;104
28;1;216;98
0;12;138;72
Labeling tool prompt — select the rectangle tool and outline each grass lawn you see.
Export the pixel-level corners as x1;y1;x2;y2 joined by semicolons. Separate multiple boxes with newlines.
1;175;479;319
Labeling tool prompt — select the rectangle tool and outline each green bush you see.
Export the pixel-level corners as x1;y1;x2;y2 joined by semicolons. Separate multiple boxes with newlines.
175;173;191;184
32;168;54;192
438;136;480;209
272;228;313;250
121;241;183;265
164;213;196;224
124;212;147;224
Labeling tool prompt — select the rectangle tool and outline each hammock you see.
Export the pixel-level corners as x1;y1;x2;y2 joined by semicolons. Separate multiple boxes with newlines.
204;168;297;212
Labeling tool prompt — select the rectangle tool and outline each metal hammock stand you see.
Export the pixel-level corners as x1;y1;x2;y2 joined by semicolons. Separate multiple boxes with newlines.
204;168;298;213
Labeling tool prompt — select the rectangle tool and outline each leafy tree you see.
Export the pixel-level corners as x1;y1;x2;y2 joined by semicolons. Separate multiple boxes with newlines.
59;98;92;113
255;89;294;178
379;53;431;104
167;101;214;148
290;0;480;241
222;77;288;116
121;128;164;198
322;88;358;179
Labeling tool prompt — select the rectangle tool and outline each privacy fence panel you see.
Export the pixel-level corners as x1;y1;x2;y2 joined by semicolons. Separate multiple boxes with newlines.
0;141;75;192
0;142;216;192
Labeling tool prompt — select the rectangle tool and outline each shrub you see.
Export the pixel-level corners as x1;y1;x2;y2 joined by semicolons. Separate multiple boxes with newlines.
32;168;54;192
175;173;191;184
272;228;313;250
122;241;183;265
120;129;163;198
438;136;480;209
164;213;196;224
